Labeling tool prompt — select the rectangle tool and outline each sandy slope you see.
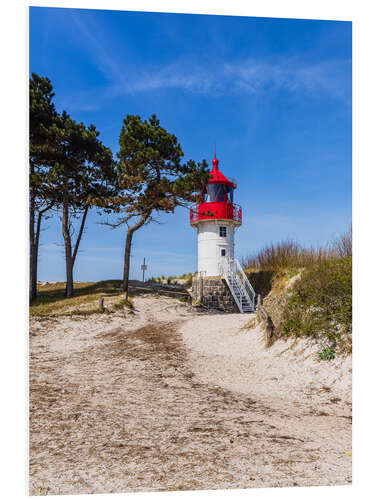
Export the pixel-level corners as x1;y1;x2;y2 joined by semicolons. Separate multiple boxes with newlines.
180;314;351;415
29;295;351;495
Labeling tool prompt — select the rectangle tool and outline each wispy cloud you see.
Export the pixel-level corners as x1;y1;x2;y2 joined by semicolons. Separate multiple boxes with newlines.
69;10;127;87
223;58;351;102
64;10;351;110
127;58;351;102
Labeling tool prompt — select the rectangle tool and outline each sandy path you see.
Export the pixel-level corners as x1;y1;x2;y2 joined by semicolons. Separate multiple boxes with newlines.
29;295;351;495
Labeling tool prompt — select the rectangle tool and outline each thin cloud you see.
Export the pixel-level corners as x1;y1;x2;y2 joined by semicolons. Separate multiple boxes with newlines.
69;10;127;86
66;10;351;107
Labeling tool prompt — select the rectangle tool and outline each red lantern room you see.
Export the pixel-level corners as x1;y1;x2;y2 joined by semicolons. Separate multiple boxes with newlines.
190;153;242;226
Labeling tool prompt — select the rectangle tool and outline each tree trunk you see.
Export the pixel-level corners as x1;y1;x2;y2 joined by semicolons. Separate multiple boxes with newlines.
122;213;150;299
29;192;36;303
123;229;134;299
72;205;89;268
31;210;43;303
62;188;74;298
62;199;89;298
29;192;53;303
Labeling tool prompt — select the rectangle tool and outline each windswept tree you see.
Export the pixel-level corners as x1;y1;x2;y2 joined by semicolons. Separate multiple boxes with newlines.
102;114;209;298
29;73;59;303
49;111;116;298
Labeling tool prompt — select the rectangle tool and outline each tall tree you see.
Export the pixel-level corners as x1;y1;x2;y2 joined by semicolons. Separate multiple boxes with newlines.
49;111;116;298
102;114;209;298
29;74;58;303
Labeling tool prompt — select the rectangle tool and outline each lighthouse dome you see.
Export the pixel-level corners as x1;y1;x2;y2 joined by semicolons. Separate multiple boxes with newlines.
190;152;241;226
209;154;236;187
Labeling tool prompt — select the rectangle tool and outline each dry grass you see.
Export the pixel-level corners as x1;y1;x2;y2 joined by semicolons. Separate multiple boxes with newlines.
242;240;334;271
30;280;134;317
242;228;352;273
241;229;352;352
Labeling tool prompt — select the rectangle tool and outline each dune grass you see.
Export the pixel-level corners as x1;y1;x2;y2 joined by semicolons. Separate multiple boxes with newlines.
281;257;352;353
30;280;134;318
242;228;352;354
242;227;352;273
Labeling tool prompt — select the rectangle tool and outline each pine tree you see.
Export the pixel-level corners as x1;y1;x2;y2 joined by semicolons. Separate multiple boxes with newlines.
103;114;209;298
49;111;116;297
29;74;58;302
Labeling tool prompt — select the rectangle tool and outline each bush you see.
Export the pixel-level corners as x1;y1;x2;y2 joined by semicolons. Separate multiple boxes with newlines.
318;346;336;360
280;257;352;351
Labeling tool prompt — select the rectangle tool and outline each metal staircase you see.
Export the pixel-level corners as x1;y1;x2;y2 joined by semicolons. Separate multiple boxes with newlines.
219;258;256;313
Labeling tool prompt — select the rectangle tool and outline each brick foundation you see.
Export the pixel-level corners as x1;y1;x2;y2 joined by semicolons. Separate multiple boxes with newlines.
191;276;239;313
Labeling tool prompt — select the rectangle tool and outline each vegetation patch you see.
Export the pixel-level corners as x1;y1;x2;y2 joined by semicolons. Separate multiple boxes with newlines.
318;346;336;361
151;272;195;286
242;230;352;355
281;257;352;353
30;280;133;317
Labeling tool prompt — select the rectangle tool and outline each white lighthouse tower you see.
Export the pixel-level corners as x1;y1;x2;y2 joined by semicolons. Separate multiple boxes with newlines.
190;152;255;313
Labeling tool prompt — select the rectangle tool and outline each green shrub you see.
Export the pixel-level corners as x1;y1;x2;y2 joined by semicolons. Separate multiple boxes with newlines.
280;257;352;351
318;346;336;360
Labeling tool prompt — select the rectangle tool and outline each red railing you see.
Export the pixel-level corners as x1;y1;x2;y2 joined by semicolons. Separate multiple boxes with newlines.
190;202;242;225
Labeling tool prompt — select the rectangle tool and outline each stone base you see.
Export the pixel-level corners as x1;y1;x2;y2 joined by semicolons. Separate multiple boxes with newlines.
191;276;239;313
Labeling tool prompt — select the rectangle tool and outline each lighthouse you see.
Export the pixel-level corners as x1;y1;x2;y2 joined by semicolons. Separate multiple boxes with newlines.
190;152;255;313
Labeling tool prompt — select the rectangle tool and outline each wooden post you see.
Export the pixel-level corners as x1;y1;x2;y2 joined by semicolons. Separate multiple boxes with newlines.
256;293;263;309
265;316;274;345
99;297;104;313
259;305;274;347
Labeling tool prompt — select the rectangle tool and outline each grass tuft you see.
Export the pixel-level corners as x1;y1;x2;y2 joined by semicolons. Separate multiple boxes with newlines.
319;346;336;361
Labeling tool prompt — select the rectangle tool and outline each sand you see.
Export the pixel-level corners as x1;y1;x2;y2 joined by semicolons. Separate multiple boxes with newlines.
29;294;351;495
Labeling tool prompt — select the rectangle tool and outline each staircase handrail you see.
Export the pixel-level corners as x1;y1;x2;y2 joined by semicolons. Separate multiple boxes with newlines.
219;258;255;313
233;259;256;303
219;259;244;312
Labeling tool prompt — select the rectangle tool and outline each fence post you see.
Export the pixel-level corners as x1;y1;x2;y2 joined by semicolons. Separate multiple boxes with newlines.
266;316;274;345
99;297;104;313
259;304;275;347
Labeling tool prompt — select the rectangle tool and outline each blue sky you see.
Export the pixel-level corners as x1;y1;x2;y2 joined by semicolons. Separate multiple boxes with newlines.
30;7;352;282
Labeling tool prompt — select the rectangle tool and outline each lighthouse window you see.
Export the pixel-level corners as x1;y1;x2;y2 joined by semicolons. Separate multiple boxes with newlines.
207;184;223;201
221;249;226;257
206;183;233;202
219;226;227;237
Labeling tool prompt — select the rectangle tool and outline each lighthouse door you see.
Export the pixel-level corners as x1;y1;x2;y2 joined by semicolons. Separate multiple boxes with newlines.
219;247;227;258
218;244;228;263
217;245;229;276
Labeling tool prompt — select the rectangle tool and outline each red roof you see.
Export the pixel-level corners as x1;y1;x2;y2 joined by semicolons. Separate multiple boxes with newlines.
208;155;236;187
